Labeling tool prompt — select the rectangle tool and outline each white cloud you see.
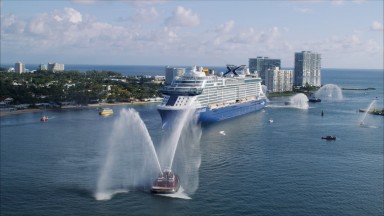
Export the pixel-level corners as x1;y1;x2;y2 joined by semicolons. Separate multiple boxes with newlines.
294;7;311;14
23;8;82;37
130;0;167;7
1;2;381;68
70;0;96;4
130;7;159;23
298;34;381;56
29;17;47;35
353;0;367;4
1;14;26;34
215;20;235;34
227;26;280;45
71;0;166;7
370;21;384;31
64;7;83;24
165;6;200;27
331;0;344;6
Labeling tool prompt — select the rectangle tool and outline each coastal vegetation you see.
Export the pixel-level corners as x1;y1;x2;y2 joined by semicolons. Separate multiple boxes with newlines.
267;84;320;97
0;69;163;107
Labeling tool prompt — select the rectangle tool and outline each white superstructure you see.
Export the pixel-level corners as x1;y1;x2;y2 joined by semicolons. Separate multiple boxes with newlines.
158;65;267;123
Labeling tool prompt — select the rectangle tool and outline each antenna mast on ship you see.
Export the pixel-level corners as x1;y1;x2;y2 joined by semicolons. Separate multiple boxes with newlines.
223;64;246;77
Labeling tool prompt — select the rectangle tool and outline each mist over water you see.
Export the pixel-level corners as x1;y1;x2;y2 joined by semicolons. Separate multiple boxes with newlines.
359;99;378;126
288;93;309;109
170;112;202;195
95;109;161;200
157;108;195;171
155;98;202;196
96;106;202;200
315;84;343;101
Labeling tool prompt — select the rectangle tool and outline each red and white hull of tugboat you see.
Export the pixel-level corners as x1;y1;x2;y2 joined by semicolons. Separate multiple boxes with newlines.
151;170;180;194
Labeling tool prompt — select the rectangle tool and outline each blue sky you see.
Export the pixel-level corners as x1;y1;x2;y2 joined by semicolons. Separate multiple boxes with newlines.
1;0;383;69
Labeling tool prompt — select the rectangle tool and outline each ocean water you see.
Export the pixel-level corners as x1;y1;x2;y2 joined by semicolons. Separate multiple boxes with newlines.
0;68;383;216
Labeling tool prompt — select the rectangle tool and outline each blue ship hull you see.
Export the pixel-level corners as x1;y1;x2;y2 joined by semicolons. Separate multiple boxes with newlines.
158;98;267;124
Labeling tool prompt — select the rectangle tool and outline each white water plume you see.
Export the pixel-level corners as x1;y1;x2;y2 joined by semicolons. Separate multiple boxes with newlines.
95;108;161;201
96;103;202;200
288;93;309;109
359;99;377;126
315;84;343;101
156;187;191;199
157;97;202;195
171;111;202;195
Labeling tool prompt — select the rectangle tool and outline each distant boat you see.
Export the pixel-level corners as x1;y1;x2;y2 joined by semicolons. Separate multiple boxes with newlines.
284;101;292;105
40;116;48;122
99;108;113;116
151;169;180;194
268;119;273;123
308;96;321;103
321;136;336;140
219;131;226;135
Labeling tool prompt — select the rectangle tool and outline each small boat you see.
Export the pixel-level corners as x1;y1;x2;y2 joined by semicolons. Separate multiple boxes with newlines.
40;116;48;122
308;96;321;103
321;136;336;140
268;119;273;123
99;108;113;116
151;169;180;194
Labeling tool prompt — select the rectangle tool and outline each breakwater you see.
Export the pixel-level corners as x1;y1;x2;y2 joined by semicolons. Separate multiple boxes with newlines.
342;87;376;90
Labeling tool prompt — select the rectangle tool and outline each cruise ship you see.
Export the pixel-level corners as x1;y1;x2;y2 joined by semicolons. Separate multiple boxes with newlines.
157;65;267;124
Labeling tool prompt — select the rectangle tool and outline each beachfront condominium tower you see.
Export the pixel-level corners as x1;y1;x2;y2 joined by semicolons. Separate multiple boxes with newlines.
15;61;25;74
294;51;321;87
265;67;293;93
249;57;281;84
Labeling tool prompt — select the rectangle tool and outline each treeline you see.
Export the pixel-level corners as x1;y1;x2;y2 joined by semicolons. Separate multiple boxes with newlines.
0;69;163;105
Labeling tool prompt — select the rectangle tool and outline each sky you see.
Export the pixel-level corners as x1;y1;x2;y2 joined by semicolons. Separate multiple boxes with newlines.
1;0;383;69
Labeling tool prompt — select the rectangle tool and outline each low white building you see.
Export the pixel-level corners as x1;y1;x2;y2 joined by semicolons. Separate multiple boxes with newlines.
48;62;65;72
265;67;293;93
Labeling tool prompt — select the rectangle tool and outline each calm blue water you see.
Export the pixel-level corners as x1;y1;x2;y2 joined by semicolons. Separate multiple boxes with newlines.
1;68;383;215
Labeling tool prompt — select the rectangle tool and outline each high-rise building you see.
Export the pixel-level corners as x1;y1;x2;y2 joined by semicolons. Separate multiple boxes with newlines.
165;67;185;85
48;62;65;72
249;57;281;84
265;67;293;93
15;61;25;74
38;64;48;71
294;51;321;87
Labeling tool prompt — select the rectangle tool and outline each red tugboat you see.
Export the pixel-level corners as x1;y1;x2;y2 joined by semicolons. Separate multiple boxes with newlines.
151;169;180;194
40;116;48;122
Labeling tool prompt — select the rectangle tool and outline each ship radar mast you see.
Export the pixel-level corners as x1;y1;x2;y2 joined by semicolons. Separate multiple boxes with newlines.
223;64;246;77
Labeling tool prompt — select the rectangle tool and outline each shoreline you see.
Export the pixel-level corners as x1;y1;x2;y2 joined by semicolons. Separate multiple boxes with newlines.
0;101;159;117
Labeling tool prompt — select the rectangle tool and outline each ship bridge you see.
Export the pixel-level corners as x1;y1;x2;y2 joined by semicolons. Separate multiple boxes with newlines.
160;66;208;96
